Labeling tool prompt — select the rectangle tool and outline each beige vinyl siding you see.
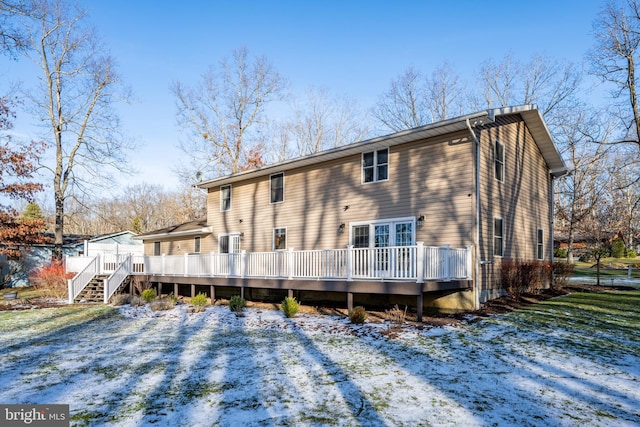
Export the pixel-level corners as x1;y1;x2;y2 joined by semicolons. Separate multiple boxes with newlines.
207;131;476;252
143;235;215;256
478;114;553;293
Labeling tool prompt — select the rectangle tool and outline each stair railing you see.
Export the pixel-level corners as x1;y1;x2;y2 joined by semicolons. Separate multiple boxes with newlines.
104;254;133;303
67;255;100;303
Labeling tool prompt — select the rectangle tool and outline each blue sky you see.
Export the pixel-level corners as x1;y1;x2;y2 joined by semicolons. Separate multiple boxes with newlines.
1;0;605;196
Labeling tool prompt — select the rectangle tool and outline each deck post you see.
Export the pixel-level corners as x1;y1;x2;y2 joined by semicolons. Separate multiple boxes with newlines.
161;254;166;276
190;284;195;298
184;253;189;276
240;286;245;299
288;289;293;298
416;242;424;283
347;292;353;311
288;247;294;280
443;244;451;281
174;283;178;297
158;282;162;297
417;293;423;322
346;245;354;281
210;285;215;302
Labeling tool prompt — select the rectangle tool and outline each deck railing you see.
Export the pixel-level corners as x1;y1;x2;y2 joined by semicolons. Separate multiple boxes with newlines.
104;254;132;303
67;255;100;303
131;243;471;282
66;244;472;294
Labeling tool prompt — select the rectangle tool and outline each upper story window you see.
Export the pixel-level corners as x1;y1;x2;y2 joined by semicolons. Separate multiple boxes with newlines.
494;140;504;182
220;185;231;211
362;148;388;183
194;236;201;253
494;217;504;257
153;241;161;256
270;172;284;204
536;228;544;260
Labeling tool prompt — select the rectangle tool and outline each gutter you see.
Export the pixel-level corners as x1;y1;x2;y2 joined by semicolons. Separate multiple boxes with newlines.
133;226;213;241
466;117;484;311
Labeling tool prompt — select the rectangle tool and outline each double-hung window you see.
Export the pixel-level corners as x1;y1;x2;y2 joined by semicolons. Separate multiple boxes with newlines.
495;140;504;182
220;184;231;211
273;227;286;250
536;228;544;260
153;241;161;256
362;148;388;183
270;173;284;204
194;236;201;253
494;217;504;257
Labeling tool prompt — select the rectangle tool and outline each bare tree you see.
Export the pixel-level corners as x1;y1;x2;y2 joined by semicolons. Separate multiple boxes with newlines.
372;67;429;132
0;0;34;56
554;105;614;263
425;61;465;122
474;53;581;130
607;150;640;250
172;47;287;180
589;0;640;146
23;0;133;261
278;86;370;158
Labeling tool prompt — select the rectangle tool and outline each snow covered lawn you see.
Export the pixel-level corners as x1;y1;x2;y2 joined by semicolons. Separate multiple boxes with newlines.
0;291;638;426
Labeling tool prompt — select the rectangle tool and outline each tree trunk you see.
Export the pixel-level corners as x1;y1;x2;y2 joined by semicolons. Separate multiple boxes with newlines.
53;191;64;263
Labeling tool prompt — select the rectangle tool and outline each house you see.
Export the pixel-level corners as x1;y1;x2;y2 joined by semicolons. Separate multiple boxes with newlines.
69;104;567;317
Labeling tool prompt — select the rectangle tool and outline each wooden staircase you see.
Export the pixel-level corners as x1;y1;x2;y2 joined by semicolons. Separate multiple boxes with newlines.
74;275;108;303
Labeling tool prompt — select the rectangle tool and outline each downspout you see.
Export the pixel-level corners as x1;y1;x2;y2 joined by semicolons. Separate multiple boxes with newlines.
466;118;481;310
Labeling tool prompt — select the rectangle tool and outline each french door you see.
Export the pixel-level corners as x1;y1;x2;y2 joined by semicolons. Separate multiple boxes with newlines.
219;233;241;275
351;218;415;277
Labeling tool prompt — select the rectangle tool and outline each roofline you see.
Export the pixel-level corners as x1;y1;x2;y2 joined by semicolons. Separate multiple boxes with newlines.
133;226;213;241
195;104;566;188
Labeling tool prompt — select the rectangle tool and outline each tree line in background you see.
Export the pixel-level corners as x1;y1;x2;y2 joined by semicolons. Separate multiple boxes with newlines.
2;0;640;263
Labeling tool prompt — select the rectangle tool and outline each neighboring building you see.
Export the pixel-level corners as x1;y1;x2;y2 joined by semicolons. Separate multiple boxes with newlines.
131;104;567;312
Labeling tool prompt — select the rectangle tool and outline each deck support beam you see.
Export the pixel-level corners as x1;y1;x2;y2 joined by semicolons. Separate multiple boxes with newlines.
417;294;423;322
157;282;162;297
347;292;353;312
191;284;195;298
210;285;215;302
174;283;178;298
288;289;293;299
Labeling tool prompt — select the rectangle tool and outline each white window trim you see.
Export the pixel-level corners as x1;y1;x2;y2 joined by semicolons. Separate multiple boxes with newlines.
493;217;504;258
218;232;241;253
270;172;285;204
273;227;287;251
361;148;389;184
494;140;504;183
348;216;415;247
220;184;232;212
536;227;544;260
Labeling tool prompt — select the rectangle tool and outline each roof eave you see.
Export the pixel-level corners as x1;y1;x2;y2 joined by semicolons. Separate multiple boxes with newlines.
133;226;213;241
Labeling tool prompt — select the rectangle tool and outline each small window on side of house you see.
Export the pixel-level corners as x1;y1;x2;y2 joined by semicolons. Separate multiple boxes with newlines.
495;140;504;182
362;148;389;183
220;184;231;211
194;236;201;253
536;228;544;260
270;173;284;204
153;241;161;256
273;227;286;250
494;217;504;257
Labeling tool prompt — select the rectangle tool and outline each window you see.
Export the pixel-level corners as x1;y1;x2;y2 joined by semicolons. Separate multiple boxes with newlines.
537;228;544;260
495;140;504;182
270;173;284;203
362;148;388;183
153;241;161;256
194;236;201;253
273;227;286;250
220;185;231;211
352;225;370;248
494;217;504;257
219;234;241;254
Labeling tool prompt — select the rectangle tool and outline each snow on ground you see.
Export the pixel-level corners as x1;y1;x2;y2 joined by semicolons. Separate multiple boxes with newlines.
0;297;639;426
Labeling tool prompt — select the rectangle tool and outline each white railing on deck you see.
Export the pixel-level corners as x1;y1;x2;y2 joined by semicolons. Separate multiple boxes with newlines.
115;244;472;283
66;244;472;303
67;255;100;303
104;254;132;303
